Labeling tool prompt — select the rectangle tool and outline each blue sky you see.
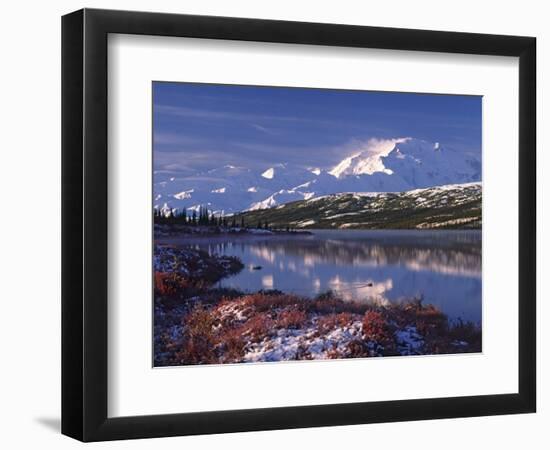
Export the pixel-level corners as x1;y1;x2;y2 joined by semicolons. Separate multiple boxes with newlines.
153;82;481;174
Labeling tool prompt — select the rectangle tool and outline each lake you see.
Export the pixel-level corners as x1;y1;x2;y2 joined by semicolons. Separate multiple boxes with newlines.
165;230;481;324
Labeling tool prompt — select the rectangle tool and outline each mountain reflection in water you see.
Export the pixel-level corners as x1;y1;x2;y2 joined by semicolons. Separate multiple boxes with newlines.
176;230;481;323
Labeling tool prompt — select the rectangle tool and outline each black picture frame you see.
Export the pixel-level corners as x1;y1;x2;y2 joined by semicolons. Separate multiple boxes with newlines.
62;8;536;442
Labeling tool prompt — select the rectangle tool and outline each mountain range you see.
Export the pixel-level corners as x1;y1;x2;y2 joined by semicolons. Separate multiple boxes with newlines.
153;138;481;215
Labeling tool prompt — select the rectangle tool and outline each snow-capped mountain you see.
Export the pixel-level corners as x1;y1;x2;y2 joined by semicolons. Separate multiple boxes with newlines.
154;138;481;215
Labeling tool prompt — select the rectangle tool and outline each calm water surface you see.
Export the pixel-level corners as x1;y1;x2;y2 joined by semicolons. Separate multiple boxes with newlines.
166;230;481;323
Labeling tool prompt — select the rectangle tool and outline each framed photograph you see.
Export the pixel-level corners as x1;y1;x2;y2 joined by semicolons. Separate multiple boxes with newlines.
62;8;536;441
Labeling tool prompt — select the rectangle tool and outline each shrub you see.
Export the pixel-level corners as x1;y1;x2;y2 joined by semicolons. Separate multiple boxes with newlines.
317;312;356;332
308;297;368;315
411;304;448;337
238;312;274;341
346;339;370;357
325;344;344;359
276;308;307;329
362;310;395;352
241;293;306;312
447;320;482;352
174;306;217;364
158;288;482;365
315;290;336;301
154;271;187;296
218;327;247;363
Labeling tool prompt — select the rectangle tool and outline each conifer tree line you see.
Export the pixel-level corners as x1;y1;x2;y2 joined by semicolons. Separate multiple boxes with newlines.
153;205;271;230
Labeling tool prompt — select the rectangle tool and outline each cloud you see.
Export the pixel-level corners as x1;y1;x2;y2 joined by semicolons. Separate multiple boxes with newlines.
251;123;277;135
356;137;410;157
153;132;205;147
153;149;234;172
153;131;413;177
328;137;408;160
154;104;373;132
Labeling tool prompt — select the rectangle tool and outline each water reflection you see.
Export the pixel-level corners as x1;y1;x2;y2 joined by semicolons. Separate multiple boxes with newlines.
171;230;481;323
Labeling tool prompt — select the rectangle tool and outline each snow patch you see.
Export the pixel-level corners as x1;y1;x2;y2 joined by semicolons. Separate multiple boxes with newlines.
243;321;363;362
329;138;409;178
394;326;424;355
295;219;315;228
173;189;194;200
261;167;275;179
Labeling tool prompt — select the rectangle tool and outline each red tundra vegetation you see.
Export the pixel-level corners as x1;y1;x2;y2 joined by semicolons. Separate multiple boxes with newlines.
153;245;481;366
155;287;481;366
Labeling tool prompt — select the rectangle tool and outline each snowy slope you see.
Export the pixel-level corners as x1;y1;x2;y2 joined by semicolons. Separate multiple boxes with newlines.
234;182;482;230
154;138;481;215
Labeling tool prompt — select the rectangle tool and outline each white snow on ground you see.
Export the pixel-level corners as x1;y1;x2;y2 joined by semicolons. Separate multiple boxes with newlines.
394;326;424;355
353;192;383;198
416;216;479;229
325;212;360;220
305;194;334;204
212;298;433;362
216;302;250;323
241;320;428;362
404;181;481;196
211;187;227;193
243;321;364;362
294;219;316;228
338;223;362;229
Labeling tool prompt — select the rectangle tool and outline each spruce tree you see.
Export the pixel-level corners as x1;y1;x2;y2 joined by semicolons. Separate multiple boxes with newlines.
199;206;205;225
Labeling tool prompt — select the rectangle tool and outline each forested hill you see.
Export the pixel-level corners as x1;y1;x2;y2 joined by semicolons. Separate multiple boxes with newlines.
233;183;481;230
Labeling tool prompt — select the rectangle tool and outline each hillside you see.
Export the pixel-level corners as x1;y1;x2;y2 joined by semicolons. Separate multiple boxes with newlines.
232;182;482;230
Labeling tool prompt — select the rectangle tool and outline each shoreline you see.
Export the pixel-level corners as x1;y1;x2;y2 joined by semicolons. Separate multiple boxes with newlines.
155;228;482;259
153;244;482;366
